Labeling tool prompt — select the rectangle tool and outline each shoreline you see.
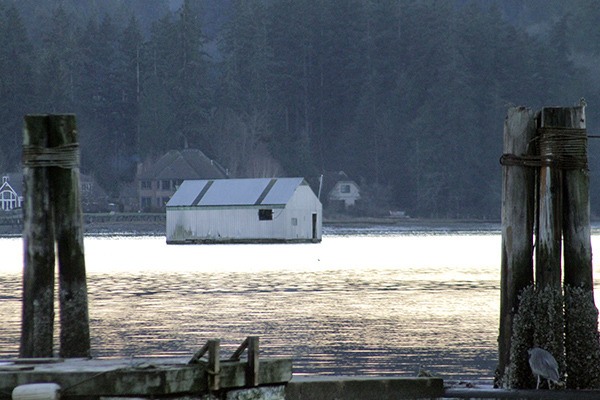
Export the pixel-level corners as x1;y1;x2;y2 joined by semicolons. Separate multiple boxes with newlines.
5;211;599;237
0;213;503;238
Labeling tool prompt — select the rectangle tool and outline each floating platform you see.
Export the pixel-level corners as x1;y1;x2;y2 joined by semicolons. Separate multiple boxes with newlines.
167;237;321;244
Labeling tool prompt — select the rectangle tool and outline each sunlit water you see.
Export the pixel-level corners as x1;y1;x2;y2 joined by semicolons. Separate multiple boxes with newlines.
2;227;600;384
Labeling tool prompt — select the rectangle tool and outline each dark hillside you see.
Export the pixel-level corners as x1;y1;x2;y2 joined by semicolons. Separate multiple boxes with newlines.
1;0;599;219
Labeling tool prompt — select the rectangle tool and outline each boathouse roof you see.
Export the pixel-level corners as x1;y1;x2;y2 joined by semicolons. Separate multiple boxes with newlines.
166;177;309;207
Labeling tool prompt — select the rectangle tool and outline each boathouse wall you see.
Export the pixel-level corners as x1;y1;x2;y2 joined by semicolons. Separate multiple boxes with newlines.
166;178;322;243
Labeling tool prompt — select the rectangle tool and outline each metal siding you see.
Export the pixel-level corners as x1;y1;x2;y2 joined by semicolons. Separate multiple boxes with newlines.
283;189;304;239
168;207;286;240
166;208;194;240
281;185;322;240
197;208;283;239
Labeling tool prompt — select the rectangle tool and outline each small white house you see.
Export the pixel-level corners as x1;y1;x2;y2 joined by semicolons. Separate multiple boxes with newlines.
328;180;360;208
166;177;322;244
0;175;23;211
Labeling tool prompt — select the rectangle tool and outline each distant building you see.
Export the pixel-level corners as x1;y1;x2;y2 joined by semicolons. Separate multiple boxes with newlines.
0;174;23;211
328;180;361;208
322;171;361;210
137;149;228;212
0;172;107;212
166;177;322;244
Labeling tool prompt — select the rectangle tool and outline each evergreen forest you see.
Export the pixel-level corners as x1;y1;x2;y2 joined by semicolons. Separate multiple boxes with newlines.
2;0;600;219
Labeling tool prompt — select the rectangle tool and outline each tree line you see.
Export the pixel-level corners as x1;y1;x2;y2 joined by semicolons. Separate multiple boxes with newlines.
1;0;600;219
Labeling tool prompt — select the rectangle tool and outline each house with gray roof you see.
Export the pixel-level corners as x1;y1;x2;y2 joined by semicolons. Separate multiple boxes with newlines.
166;177;322;243
137;149;228;211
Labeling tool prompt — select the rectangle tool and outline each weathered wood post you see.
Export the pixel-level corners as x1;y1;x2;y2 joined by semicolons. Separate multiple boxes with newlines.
20;116;57;358
208;339;221;391
47;115;90;358
20;114;90;358
230;336;260;386
536;110;564;289
529;108;568;378
499;103;600;389
557;105;593;290
546;104;600;389
247;336;260;387
496;107;536;386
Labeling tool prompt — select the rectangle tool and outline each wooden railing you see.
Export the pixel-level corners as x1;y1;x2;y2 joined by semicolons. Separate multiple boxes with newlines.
189;336;260;391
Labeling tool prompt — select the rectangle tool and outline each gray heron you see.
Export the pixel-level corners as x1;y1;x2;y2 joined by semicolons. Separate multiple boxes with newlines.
528;347;561;389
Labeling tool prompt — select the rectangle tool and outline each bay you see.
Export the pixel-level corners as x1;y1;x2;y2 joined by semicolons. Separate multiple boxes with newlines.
1;228;597;384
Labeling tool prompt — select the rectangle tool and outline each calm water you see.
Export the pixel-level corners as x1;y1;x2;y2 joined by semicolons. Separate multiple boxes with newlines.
1;228;599;384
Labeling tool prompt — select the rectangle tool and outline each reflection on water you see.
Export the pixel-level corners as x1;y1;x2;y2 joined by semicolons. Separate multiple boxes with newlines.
1;230;598;383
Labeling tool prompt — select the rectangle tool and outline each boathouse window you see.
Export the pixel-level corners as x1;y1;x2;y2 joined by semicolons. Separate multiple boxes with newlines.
258;209;273;220
341;184;351;193
291;217;298;226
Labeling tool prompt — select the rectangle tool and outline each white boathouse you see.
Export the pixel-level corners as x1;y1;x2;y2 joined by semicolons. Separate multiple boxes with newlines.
166;177;322;244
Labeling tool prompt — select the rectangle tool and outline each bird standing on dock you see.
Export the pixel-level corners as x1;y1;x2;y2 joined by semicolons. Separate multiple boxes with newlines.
528;347;561;389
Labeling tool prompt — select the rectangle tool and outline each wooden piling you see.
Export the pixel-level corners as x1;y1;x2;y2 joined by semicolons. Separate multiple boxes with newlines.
543;105;600;389
20;114;90;359
500;104;600;389
20;116;56;358
497;107;536;386
555;106;593;290
536;109;563;289
46;115;90;358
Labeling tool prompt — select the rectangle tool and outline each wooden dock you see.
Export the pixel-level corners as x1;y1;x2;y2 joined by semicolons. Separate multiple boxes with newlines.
0;356;292;398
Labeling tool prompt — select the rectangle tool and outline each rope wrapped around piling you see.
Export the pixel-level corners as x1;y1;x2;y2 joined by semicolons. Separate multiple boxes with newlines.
500;127;588;170
22;143;80;169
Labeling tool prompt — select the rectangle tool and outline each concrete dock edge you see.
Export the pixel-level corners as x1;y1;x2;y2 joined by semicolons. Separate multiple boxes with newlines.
285;376;444;399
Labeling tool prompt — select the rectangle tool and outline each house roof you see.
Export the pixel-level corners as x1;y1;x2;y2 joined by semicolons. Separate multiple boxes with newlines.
138;149;228;180
167;177;309;207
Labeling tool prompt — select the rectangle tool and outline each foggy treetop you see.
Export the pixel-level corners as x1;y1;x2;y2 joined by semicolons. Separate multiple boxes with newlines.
2;0;600;219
